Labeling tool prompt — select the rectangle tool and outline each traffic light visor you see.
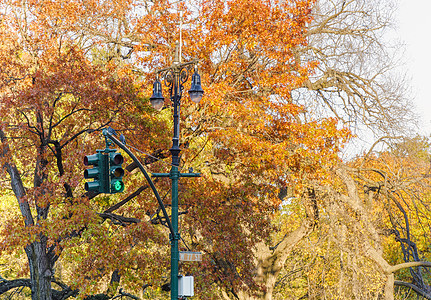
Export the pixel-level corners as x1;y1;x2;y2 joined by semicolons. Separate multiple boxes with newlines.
84;154;99;166
84;168;99;179
85;181;100;192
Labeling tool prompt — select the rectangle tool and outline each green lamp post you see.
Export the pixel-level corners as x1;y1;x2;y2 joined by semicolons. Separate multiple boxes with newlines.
150;44;203;300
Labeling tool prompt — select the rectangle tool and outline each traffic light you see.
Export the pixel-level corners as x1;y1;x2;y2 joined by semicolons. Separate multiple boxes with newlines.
109;151;124;193
84;149;125;194
84;150;108;193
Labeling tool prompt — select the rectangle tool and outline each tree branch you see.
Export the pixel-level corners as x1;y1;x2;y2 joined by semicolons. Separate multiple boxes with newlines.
0;277;31;294
394;280;431;300
104;186;148;213
98;213;141;226
388;261;431;274
0;128;34;227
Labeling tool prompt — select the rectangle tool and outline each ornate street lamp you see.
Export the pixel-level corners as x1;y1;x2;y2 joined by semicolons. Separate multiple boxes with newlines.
188;68;204;104
149;78;165;111
150;51;203;111
150;44;203;300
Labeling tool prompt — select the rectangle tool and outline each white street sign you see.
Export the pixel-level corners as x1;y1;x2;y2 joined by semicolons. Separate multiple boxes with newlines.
179;251;202;262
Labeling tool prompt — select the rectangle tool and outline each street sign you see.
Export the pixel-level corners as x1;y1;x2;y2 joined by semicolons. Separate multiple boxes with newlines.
179;251;202;262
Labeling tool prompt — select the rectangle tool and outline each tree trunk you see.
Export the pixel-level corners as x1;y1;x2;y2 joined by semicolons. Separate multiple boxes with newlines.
26;241;52;300
222;189;318;300
1;129;53;300
384;274;394;300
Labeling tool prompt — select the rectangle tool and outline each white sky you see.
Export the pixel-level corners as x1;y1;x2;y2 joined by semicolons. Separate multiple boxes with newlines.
396;0;431;135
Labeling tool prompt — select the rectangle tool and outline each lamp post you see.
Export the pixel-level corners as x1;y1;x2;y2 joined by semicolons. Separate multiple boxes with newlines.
150;44;203;300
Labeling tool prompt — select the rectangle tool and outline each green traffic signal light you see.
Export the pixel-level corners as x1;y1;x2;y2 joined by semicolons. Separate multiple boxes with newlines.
109;151;124;194
111;180;124;192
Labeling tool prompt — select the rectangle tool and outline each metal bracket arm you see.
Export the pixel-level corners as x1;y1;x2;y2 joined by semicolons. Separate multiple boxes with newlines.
102;129;175;237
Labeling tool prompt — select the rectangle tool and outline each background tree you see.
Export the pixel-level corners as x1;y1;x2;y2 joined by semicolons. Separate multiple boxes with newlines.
269;137;431;300
297;0;415;138
216;0;430;298
216;0;422;298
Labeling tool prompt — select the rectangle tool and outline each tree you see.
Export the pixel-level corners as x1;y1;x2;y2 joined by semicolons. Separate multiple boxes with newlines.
0;0;169;298
297;0;415;138
215;0;420;298
348;137;431;299
270;137;431;300
0;0;351;299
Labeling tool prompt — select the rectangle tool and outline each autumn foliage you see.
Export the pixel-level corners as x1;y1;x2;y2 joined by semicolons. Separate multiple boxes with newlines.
0;0;354;299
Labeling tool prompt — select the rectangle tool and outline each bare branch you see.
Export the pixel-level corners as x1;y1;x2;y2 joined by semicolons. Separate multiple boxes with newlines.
388;261;431;274
394;280;431;300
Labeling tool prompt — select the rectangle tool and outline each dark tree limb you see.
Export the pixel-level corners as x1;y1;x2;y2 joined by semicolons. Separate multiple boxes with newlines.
104;270;121;299
395;280;431;300
60;121;114;149
52;286;78;300
0;277;31;294
0;276;80;300
104;185;148;213
0;128;33;226
114;288;139;300
98;212;141;226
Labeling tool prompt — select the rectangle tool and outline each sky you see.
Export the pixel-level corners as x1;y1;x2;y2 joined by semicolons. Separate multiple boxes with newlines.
396;0;431;135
